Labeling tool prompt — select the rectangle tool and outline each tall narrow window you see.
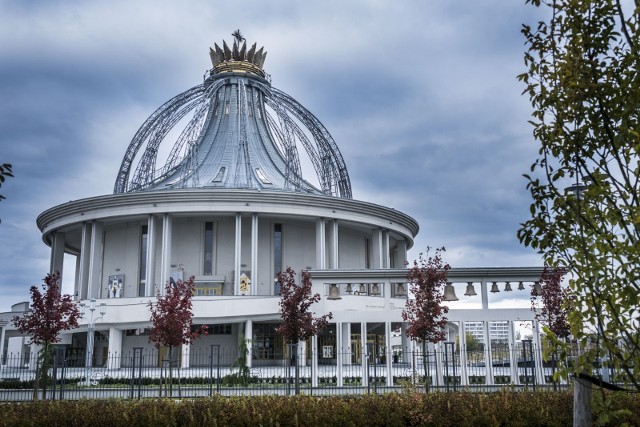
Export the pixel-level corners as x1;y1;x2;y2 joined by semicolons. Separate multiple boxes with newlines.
139;225;148;297
365;238;371;269
203;221;214;275
274;223;282;294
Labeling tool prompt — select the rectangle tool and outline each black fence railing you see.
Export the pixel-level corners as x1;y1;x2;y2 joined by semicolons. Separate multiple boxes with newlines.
0;344;617;401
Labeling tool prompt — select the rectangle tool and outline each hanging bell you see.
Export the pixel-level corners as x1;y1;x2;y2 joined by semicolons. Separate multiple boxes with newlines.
443;282;459;301
531;281;542;296
490;282;500;293
370;283;380;296
327;283;341;300
346;283;353;294
395;283;407;297
464;282;477;296
504;282;513;292
359;283;366;294
517;281;525;291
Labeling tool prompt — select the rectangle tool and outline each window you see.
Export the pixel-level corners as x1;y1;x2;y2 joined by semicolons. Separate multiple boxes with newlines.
365;238;371;269
253;323;284;360
203;221;214;275
138;225;148;297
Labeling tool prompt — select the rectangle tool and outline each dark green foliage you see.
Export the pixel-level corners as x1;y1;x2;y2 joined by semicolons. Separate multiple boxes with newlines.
3;391;638;426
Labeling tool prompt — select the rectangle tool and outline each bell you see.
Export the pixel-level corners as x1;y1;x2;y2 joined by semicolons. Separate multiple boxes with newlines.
395;283;407;297
370;283;380;296
531;281;542;296
443;282;459;301
517;281;525;291
504;282;512;292
464;282;477;296
346;283;353;294
359;283;366;294
327;283;341;300
490;282;500;293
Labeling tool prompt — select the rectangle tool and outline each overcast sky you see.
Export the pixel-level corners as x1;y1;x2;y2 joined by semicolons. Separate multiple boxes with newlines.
0;0;547;312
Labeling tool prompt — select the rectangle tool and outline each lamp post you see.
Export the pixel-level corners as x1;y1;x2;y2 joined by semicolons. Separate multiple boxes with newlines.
79;299;106;375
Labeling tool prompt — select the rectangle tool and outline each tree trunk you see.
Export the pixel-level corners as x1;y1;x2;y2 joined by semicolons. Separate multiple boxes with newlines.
423;341;430;393
168;346;173;397
294;342;300;395
573;376;592;427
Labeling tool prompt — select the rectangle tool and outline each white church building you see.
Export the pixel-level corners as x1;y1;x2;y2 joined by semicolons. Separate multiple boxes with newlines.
1;32;546;388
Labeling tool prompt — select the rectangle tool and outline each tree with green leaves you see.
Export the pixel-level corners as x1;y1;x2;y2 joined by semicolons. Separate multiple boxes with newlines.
518;0;640;393
12;273;80;400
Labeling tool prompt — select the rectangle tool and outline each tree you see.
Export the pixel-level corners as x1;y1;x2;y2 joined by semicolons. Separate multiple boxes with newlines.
12;272;80;400
402;247;450;391
276;267;332;394
518;0;640;392
531;267;571;340
0;163;13;224
148;276;206;396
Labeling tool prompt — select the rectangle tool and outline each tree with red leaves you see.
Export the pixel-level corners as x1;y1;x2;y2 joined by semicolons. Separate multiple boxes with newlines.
148;276;206;395
276;267;332;394
402;247;450;392
12;272;80;400
532;267;570;339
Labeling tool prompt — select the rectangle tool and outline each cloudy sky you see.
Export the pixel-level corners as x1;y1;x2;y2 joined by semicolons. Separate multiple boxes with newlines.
0;0;547;312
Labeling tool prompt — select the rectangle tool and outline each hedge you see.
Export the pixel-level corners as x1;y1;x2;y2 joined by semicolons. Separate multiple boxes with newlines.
0;390;638;426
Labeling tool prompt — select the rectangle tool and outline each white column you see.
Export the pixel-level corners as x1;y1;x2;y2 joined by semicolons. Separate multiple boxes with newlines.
49;231;66;276
371;229;383;269
251;214;258;296
395;239;408;268
328;220;338;269
315;218;326;269
533;321;545;384
434;342;444;387
459;322;469;386
0;325;6;366
508;320;518;384
484;321;494;385
360;322;368;387
107;327;122;369
146;215;157;297
400;324;411;364
310;336;318;387
382;229;390;268
181;343;190;368
234;213;242;295
385;322;393;386
336;323;343;386
78;222;91;300
342;322;351;365
88;222;104;299
160;214;172;295
245;319;253;368
480;279;489;310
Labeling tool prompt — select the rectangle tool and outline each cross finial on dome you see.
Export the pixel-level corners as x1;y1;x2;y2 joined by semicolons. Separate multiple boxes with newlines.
232;29;245;44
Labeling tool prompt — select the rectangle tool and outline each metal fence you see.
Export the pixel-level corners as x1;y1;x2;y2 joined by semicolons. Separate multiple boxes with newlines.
0;343;615;401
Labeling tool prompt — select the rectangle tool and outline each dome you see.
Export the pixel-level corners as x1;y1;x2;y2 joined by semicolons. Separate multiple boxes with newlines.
114;30;352;198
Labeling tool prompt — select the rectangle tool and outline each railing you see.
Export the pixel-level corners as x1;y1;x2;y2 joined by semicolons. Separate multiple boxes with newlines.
0;344;618;401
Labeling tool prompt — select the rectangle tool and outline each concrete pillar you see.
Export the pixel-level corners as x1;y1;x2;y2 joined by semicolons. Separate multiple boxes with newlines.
251;214;258;296
533;321;545;383
107;327;122;369
160;214;172;295
342;322;351;365
434;342;444;387
181;343;190;368
49;231;66;276
146;215;157;297
310;336;318;377
360;322;368;387
328;220;339;269
78;223;91;300
245;319;252;368
395;239;408;268
0;325;6;365
484;321;494;385
459;322;469;386
315;218;326;269
385;322;393;386
88;222;104;299
371;229;383;269
508;320;518;384
234;213;242;295
480;279;489;310
336;322;343;386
